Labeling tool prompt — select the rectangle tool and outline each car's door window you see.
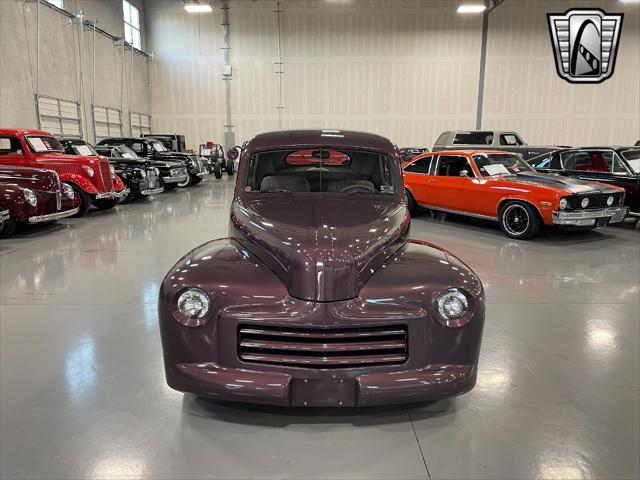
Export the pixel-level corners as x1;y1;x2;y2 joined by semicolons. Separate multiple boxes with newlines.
561;151;614;173
435;155;474;177
0;136;23;156
452;132;493;145
131;142;145;154
500;134;523;146
403;155;432;174
612;153;631;175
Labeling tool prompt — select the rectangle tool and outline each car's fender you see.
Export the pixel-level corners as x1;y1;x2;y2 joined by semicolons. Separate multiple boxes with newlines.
0;185;36;222
57;173;100;195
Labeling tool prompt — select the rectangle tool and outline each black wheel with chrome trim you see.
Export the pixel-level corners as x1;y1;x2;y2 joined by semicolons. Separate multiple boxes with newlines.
499;201;541;239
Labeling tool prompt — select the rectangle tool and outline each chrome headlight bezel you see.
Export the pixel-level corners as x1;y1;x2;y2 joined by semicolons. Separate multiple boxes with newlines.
62;183;74;199
581;197;590;209
175;287;211;327
606;195;614;206
559;198;568;210
435;288;471;328
23;188;37;207
81;165;95;177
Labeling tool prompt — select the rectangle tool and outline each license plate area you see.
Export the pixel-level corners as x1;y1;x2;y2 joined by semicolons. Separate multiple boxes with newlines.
596;217;609;227
291;378;356;407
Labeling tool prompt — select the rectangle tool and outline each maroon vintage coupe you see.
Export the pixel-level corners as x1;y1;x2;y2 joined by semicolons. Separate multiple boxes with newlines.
158;130;485;407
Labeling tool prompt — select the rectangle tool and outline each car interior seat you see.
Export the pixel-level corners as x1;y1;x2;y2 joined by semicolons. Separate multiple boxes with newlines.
260;175;310;192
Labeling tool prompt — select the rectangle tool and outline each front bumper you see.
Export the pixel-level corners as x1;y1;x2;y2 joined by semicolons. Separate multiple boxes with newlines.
162;174;188;184
195;171;209;178
95;188;130;200
168;362;476;407
140;186;164;196
28;206;80;224
552;206;629;226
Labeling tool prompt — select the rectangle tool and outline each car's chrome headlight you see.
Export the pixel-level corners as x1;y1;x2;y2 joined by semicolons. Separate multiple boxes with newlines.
176;287;210;327
606;195;614;206
62;183;74;199
82;165;95;177
139;169;146;178
581;197;590;208
435;288;470;328
559;198;568;210
23;189;37;207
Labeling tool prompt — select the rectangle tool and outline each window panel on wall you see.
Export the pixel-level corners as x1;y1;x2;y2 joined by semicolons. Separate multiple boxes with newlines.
36;96;83;138
44;0;63;9
123;0;142;50
93;106;123;140
130;112;152;137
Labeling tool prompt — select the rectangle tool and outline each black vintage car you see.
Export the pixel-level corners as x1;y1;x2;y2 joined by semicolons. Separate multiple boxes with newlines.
97;137;208;188
94;145;189;192
60;139;164;202
528;147;640;215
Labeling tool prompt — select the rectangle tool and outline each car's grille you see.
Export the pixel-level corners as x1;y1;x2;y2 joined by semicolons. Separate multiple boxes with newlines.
147;169;159;188
238;325;408;368
567;193;623;209
99;161;113;191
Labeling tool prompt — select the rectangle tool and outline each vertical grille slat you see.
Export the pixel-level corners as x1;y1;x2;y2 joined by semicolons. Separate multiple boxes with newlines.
238;325;407;368
99;161;113;191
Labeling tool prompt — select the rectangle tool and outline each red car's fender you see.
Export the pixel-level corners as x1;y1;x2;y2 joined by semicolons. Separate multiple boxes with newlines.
57;173;101;195
113;174;126;192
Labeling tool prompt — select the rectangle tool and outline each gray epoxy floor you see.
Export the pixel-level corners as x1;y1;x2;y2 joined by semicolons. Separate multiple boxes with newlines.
1;177;638;480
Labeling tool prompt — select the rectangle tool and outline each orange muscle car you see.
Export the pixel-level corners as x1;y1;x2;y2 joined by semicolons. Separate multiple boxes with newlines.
402;150;628;239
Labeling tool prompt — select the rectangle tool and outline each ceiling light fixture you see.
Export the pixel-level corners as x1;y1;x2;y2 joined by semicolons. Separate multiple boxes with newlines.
184;2;213;13
457;4;487;13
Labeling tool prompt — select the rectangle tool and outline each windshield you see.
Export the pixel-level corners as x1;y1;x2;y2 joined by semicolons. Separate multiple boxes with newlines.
72;143;98;156
620;149;640;174
245;148;397;195
151;140;168;152
473;153;534;176
116;145;139;159
26;136;64;153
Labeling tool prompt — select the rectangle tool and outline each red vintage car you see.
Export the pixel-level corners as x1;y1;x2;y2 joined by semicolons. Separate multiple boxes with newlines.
0;129;128;216
0;166;79;237
403;150;628;239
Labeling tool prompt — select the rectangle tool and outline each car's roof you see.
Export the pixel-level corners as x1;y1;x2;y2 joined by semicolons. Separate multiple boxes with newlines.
429;149;513;156
244;130;397;154
0;128;52;136
443;130;518;134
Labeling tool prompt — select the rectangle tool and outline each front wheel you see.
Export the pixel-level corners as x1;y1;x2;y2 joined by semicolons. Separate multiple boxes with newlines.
191;175;203;186
498;201;541;239
213;163;223;179
0;216;17;238
162;181;177;191
225;159;234;175
71;184;91;217
93;198;120;210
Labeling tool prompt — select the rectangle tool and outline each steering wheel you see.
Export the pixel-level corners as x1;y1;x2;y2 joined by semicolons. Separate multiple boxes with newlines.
340;183;376;194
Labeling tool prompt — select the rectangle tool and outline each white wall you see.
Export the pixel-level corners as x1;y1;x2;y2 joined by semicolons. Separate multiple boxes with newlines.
483;0;640;146
100;0;640;149
0;0;150;141
147;0;484;150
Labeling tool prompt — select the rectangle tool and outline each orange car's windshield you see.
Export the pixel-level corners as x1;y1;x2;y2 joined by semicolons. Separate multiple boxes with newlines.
473;153;534;177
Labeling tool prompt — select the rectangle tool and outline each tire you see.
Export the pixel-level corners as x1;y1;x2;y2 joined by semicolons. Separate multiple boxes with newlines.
214;163;223;179
93;198;120;210
191;176;203;186
0;216;17;238
71;184;91;217
162;181;177;191
177;174;192;188
225;159;234;176
405;189;423;217
498;201;542;239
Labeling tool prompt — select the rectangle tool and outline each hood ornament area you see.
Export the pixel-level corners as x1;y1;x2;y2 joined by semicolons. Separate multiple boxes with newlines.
547;8;623;84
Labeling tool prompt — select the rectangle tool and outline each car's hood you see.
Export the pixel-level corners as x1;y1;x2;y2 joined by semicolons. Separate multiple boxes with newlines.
230;195;410;302
0;166;59;191
147;159;185;168
495;171;621;194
